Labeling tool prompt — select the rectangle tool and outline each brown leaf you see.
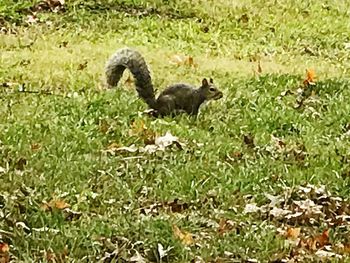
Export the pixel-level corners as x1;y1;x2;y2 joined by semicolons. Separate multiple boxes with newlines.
77;61;88;70
300;229;329;251
45;245;68;263
238;14;249;23
26;15;38;24
46;0;65;9
129;119;156;145
42;199;70;211
99;119;110;134
218;218;235;236
257;60;262;74
172;224;194;246
169;54;197;68
31;143;41;151
185;56;197;68
303;69;316;86
15;157;27;170
59;41;68;48
54;200;70;210
243;133;255;148
0;243;9;263
106;142;121;151
167;199;189;213
285;227;301;240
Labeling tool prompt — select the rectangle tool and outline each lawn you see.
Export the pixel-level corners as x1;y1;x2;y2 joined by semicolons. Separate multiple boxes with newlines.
1;0;350;262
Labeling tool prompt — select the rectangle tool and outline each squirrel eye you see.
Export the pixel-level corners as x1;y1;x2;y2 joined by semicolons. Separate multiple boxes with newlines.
209;87;216;92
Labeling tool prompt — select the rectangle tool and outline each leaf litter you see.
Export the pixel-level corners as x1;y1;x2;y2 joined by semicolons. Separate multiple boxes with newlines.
244;184;350;260
105;131;185;155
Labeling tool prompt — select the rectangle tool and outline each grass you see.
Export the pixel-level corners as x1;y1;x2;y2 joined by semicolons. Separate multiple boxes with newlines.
1;0;350;262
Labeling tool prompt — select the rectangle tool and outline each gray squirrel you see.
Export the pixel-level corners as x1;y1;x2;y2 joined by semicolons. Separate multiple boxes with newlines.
105;48;223;116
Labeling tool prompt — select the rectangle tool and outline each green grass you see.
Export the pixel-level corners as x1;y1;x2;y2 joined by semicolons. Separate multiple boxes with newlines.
1;0;350;262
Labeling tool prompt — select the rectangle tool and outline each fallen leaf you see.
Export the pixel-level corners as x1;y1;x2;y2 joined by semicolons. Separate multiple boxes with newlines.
129;119;155;144
63;208;82;221
218;218;235;236
172;224;194;246
167;199;189;213
32;227;59;234
154;131;184;150
315;250;342;259
157;243;173;260
238;13;249;23
169;54;197;68
300;229;329;251
185;56;197;67
303;69;316;86
129;250;146;263
59;41;68;48
31;143;41;151
243;133;255;148
257;60;262;74
26;15;38;24
45;246;68;263
0;243;9;253
15;157;27;171
99;119;110;134
243;203;260;214
41;199;70;211
77;61;88;70
285;227;301;240
0;242;9;263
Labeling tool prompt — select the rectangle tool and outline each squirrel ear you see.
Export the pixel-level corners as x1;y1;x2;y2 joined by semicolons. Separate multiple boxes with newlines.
209;78;214;84
202;78;209;86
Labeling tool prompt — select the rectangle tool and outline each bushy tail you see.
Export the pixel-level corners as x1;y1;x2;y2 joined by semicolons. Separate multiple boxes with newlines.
105;48;157;109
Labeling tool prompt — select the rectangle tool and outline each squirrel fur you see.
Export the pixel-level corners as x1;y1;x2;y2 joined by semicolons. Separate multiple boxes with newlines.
105;48;223;116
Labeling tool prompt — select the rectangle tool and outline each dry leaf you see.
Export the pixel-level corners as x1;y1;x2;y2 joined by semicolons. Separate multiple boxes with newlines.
99;119;110;134
31;143;41;151
285;227;301;240
185;56;197;67
303;69;316;86
167;199;189;213
300;229;329;251
129;119;156;145
26;15;38;24
129;250;146;263
218;218;235;236
315;250;342;259
169;54;197;68
257;60;262;74
59;41;68;48
42;199;70;211
0;167;6;174
0;242;9;263
154;131;183;150
243;133;255;148
172;224;194;246
15;157;27;171
77;61;88;70
157;243;173;260
243;203;261;214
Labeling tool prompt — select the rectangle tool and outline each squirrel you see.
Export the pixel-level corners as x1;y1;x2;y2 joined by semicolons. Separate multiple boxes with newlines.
105;48;223;117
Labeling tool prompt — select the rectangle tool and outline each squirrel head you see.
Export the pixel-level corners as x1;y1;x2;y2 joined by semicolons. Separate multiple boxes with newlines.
199;78;223;100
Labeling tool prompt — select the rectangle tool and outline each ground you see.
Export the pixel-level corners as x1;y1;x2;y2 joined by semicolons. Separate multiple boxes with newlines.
1;0;350;262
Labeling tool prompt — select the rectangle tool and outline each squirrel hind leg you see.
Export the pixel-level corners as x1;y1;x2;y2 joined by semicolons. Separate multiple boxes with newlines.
106;65;126;88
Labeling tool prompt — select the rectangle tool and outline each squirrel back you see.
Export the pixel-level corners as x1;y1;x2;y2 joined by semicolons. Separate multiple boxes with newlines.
105;48;223;116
